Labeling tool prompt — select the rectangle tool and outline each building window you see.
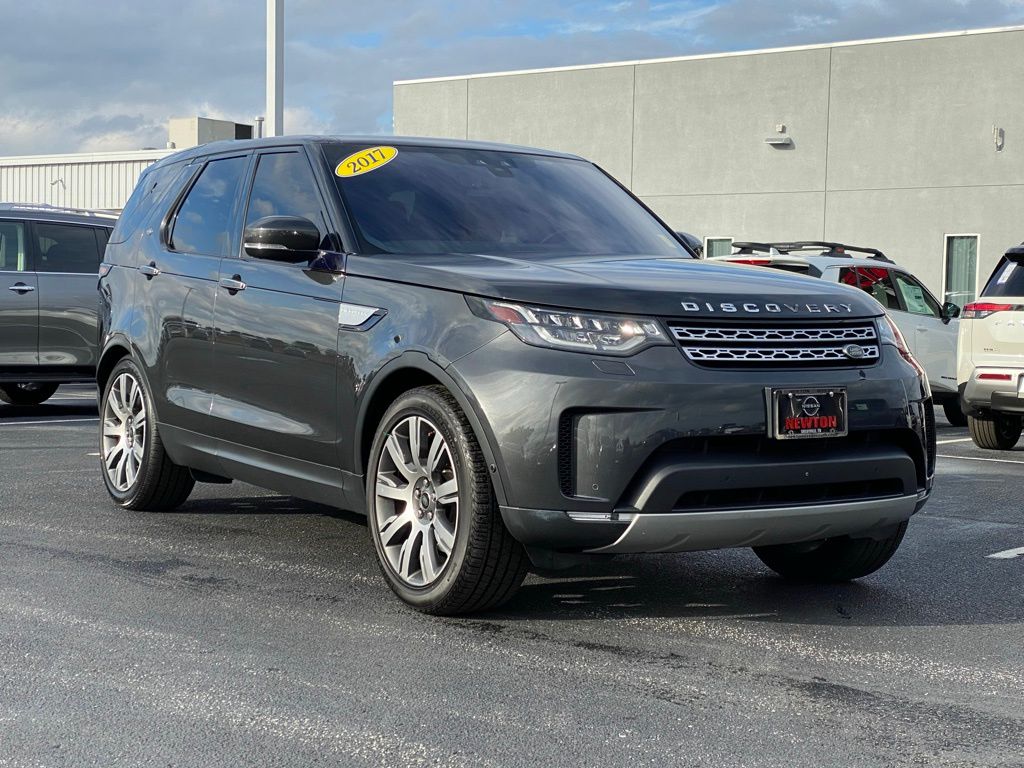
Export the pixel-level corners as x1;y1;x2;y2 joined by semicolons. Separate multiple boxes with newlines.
705;237;733;258
944;234;979;308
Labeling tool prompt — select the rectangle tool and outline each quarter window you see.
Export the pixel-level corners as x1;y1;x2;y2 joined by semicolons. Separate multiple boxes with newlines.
170;156;248;256
0;221;27;272
943;234;978;308
34;223;102;274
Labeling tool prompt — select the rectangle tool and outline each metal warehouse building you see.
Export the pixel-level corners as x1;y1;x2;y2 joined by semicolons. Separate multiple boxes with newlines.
393;25;1024;308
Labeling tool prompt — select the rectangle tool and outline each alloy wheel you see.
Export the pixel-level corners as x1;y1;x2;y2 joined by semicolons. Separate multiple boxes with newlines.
374;415;459;587
102;372;147;492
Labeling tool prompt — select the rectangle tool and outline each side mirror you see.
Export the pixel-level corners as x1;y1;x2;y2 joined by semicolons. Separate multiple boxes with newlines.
941;301;961;322
675;231;704;258
243;216;320;262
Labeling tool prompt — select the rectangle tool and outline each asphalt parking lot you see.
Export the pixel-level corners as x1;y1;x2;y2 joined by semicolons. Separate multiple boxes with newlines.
1;384;1022;767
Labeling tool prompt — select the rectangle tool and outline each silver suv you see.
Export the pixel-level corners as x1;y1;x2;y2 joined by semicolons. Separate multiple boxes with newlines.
0;204;115;405
712;242;964;424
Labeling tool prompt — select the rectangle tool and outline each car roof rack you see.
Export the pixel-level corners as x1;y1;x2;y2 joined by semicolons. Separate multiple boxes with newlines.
731;240;894;264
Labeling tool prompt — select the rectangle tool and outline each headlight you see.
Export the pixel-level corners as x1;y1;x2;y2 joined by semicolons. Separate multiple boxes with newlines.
469;297;670;356
878;313;930;393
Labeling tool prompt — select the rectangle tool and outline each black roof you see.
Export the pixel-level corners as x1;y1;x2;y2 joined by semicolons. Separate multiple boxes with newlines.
150;134;585;171
0;203;119;225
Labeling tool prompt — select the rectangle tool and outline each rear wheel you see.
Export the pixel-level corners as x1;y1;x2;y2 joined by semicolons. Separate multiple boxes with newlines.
942;399;968;427
100;358;194;510
0;382;60;406
753;522;908;582
968;413;1022;450
367;385;527;615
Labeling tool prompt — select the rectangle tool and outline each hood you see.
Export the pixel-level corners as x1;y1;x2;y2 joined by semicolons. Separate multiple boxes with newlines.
344;253;883;320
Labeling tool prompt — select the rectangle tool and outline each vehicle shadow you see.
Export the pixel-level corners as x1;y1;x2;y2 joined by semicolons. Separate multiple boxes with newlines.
0;401;98;419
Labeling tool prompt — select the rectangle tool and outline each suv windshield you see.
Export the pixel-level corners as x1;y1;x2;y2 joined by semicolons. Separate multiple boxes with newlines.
327;144;688;258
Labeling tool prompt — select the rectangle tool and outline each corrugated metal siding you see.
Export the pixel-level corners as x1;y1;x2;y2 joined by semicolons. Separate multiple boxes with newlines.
0;155;170;210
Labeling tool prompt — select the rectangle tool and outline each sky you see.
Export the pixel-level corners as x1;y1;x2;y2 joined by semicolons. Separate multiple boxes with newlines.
1;0;1022;156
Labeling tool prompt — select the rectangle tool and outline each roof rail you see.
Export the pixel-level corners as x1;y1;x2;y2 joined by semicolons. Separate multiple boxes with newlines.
0;202;119;219
730;240;893;263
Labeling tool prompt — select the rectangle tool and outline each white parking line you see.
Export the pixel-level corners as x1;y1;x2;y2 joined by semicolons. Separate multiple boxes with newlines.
0;417;99;426
987;547;1024;560
936;437;973;444
938;453;1024;465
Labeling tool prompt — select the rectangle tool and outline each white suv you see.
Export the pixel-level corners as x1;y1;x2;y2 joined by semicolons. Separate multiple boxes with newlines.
712;242;964;424
957;244;1024;449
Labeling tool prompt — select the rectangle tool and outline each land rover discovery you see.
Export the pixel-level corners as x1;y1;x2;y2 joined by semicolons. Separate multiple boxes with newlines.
97;137;934;614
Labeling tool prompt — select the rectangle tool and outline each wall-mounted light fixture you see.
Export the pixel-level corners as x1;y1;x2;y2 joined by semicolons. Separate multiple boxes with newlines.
765;124;793;148
994;125;1005;152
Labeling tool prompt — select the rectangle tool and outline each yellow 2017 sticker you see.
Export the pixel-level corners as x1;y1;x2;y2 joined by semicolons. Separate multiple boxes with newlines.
335;146;398;178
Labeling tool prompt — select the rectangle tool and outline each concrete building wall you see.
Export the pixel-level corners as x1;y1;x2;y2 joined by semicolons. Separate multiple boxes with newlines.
393;26;1024;302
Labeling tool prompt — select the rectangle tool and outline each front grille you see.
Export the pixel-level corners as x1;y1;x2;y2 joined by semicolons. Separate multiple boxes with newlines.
667;319;880;368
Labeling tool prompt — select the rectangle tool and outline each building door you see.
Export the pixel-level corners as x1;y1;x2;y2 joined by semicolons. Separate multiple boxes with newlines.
943;234;978;309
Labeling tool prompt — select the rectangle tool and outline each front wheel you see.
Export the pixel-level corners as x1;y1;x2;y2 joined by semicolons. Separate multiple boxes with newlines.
100;358;194;510
967;413;1022;450
753;522;908;581
0;382;60;406
367;385;527;615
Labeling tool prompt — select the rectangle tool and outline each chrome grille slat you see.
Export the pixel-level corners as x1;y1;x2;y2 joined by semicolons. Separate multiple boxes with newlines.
666;320;880;368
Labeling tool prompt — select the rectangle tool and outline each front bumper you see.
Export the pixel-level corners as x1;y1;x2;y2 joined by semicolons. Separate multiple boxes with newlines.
961;368;1024;416
450;331;934;554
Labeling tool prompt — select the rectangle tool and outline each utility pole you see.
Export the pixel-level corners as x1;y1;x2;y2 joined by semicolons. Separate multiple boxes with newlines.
266;0;284;136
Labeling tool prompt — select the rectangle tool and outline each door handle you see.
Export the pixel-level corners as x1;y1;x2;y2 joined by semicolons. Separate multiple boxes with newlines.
7;283;34;293
916;327;928;333
219;275;246;293
139;262;161;278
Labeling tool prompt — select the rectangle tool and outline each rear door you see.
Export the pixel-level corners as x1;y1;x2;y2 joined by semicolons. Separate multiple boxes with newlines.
0;219;37;366
31;221;104;369
210;147;343;468
890;270;957;394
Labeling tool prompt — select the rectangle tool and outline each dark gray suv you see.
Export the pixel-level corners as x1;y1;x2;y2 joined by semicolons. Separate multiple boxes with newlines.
98;137;935;614
0;204;114;405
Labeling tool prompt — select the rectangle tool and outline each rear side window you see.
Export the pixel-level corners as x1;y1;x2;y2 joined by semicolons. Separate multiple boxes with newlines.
0;220;27;272
838;266;900;311
170;156;248;256
34;223;102;274
109;161;189;244
982;252;1024;297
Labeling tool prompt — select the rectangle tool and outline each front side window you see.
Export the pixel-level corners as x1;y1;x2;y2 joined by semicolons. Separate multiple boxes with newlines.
838;266;900;311
170;156;248;257
34;223;102;274
892;272;941;317
0;221;27;272
328;144;687;258
244;151;325;239
944;234;978;308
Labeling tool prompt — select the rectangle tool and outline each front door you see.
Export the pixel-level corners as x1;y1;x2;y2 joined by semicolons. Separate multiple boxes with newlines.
0;219;38;366
211;148;343;468
890;270;958;395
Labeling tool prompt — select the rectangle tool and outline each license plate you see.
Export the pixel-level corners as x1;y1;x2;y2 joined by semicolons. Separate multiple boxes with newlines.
769;388;848;440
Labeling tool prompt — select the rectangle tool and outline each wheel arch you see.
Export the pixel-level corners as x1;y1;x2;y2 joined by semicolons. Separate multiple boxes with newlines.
356;353;509;507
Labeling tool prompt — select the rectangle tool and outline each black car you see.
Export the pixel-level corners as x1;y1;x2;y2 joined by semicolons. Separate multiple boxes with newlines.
0;204;115;405
97;137;934;614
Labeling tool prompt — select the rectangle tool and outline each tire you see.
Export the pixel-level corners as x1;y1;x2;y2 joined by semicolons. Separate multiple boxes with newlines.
99;358;194;510
366;385;528;615
968;413;1023;450
942;399;968;427
753;522;908;582
0;382;60;406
